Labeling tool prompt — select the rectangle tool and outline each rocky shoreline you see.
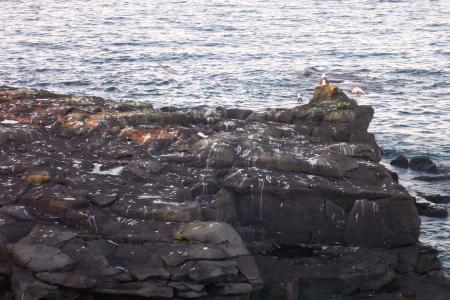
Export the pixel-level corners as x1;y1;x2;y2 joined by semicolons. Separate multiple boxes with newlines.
0;85;449;299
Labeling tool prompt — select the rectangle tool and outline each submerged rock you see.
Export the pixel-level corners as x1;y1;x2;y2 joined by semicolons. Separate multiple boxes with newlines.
0;85;447;299
390;154;409;168
409;156;439;173
417;192;450;204
413;174;450;182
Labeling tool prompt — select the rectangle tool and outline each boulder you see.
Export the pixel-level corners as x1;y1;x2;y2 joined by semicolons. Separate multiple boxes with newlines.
390;154;409;168
409;156;438;173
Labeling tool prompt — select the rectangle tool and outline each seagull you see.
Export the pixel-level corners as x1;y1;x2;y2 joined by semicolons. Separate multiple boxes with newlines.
319;73;329;86
297;93;303;103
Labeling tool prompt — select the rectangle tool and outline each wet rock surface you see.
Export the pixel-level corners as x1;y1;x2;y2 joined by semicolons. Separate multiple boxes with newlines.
390;154;447;174
415;197;449;218
0;85;448;299
388;154;449;218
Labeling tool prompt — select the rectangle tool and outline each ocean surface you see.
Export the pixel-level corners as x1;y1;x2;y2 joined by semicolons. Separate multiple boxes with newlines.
1;0;449;273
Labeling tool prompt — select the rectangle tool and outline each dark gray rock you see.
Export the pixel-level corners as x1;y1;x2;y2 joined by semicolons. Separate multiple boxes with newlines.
409;156;438;173
174;221;249;257
417;193;450;204
123;159;163;178
11;269;60;300
201;188;238;223
212;283;253;295
0;85;446;299
413;174;450;182
390;154;409;168
344;198;420;247
254;246;397;298
9;244;74;272
224;108;253;120
415;197;448;218
36;272;96;289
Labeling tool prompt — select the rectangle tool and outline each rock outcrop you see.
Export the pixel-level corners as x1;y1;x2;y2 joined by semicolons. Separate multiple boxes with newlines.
390;154;446;174
0;84;448;299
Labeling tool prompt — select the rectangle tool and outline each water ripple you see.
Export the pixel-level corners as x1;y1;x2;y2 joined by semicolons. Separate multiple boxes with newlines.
1;0;450;273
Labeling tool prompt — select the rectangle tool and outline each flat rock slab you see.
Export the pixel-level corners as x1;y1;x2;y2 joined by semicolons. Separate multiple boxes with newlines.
9;243;74;272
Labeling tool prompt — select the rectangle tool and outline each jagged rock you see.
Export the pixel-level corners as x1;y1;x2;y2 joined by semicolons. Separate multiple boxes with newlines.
390;154;409;168
0;85;447;299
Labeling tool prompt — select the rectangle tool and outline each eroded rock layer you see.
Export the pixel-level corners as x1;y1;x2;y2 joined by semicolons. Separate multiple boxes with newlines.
0;85;448;299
